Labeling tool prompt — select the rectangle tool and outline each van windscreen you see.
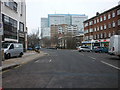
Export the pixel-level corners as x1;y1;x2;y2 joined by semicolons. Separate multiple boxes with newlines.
2;43;10;48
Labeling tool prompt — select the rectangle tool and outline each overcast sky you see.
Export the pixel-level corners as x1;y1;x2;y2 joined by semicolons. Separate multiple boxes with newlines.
26;0;120;34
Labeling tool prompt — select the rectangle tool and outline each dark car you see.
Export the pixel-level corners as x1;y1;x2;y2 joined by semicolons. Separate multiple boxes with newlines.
27;47;33;50
93;47;108;53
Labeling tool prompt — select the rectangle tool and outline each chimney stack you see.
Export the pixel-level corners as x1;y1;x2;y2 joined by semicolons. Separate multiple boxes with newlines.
96;12;99;16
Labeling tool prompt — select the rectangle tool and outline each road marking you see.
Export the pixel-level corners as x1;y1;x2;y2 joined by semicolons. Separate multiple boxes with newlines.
88;56;96;60
35;60;39;63
101;61;120;70
80;53;84;56
49;59;52;62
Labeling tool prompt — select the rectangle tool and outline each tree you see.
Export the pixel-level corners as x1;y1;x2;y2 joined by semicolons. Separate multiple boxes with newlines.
27;30;40;49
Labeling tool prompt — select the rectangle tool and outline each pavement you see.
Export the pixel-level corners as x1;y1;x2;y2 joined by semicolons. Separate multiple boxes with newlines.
1;50;46;71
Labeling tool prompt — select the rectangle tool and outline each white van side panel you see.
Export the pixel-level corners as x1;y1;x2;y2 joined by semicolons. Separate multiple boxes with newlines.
109;35;120;56
117;36;120;55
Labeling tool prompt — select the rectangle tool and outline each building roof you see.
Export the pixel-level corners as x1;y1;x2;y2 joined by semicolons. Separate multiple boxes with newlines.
48;14;86;16
84;5;120;23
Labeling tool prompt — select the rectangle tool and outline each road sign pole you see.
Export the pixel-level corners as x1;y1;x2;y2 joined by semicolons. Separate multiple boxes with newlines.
0;0;2;64
0;0;2;89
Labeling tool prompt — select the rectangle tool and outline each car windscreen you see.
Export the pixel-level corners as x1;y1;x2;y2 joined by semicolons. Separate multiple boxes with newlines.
81;47;89;48
2;43;10;48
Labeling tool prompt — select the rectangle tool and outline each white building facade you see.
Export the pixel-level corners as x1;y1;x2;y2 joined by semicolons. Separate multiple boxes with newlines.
1;0;27;51
41;18;50;38
48;14;88;34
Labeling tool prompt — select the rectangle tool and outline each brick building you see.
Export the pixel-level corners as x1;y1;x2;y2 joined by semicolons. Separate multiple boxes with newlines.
83;5;120;48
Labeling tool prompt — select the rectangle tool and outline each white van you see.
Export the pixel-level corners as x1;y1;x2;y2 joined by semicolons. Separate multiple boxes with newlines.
2;43;24;59
109;35;120;58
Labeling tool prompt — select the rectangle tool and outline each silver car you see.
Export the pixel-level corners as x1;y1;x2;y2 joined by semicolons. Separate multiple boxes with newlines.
78;46;91;52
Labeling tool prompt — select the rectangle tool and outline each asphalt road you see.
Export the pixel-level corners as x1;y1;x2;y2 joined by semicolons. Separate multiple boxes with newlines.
2;49;120;88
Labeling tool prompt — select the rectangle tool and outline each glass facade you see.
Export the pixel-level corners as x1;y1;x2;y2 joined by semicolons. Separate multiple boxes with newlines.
2;14;17;40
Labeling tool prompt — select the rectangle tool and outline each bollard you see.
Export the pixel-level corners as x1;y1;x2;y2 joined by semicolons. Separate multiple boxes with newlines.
2;50;4;61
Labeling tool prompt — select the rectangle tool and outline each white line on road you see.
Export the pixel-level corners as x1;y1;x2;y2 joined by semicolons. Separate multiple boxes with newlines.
80;54;84;56
88;56;96;60
101;61;120;70
35;60;39;63
49;59;52;62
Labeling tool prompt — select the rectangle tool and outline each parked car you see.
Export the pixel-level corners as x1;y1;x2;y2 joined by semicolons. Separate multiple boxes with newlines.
35;46;41;50
78;46;91;52
27;47;33;50
93;47;108;53
2;43;23;59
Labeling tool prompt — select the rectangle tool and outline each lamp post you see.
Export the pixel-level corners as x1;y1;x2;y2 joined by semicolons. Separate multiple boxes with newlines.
91;39;94;50
0;0;2;63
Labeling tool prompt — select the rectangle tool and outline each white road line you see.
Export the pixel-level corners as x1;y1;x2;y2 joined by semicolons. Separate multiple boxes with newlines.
80;54;84;56
88;56;96;60
101;61;120;70
35;60;39;63
49;59;52;62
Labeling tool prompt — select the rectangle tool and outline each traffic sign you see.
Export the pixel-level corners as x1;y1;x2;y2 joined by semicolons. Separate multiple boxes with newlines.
0;22;3;35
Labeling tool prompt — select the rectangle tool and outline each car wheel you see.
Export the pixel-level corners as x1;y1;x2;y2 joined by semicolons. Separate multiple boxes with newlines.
7;53;11;59
99;51;102;53
19;52;23;57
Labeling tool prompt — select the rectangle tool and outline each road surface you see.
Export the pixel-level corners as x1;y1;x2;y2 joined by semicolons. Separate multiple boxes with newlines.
2;49;120;88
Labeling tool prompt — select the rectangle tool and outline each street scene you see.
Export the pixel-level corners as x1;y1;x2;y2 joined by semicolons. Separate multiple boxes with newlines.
0;0;120;89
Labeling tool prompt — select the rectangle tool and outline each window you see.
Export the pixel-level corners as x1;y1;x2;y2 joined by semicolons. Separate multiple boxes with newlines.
118;19;120;25
117;9;120;15
85;36;89;40
97;34;99;39
19;22;24;32
4;2;9;7
108;23;111;28
89;28;93;32
94;19;96;24
112;21;115;27
94;27;96;32
104;15;106;20
89;35;93;39
85;23;88;27
112;12;115;17
104;24;106;29
97;18;99;23
94;35;96;39
4;2;18;12
89;21;93;25
113;31;115;35
100;26;103;30
84;29;88;34
2;14;17;39
104;32;107;38
108;14;111;19
108;32;111;37
97;26;99;31
9;44;14;49
4;15;9;24
100;17;103;22
100;33;103;38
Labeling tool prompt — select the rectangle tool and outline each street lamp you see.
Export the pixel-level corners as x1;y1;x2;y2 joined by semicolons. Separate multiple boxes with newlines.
91;39;95;50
